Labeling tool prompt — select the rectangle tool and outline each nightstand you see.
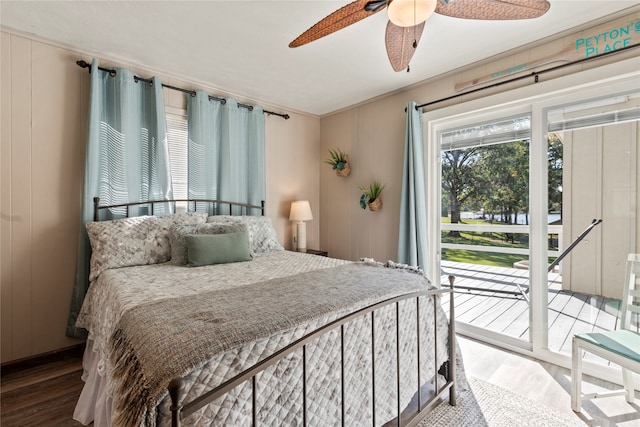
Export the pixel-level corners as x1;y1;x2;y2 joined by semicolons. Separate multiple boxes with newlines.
300;249;328;257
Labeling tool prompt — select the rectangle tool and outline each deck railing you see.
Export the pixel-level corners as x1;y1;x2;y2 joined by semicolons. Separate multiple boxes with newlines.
441;222;562;261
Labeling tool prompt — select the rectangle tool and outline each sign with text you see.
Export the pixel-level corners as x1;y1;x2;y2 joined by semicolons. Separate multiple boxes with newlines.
456;16;640;92
576;20;640;58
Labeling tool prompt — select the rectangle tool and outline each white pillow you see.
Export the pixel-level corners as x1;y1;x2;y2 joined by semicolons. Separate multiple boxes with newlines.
206;215;283;253
86;216;160;281
155;211;208;263
86;211;209;281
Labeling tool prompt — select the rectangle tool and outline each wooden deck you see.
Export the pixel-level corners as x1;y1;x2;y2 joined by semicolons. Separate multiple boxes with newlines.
439;261;634;366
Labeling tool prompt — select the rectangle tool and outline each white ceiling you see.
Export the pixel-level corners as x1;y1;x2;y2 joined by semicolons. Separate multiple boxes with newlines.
1;1;638;116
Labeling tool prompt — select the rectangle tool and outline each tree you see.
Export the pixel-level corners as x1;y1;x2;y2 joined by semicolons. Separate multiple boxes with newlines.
548;134;563;216
441;148;483;236
442;140;530;233
478;141;529;224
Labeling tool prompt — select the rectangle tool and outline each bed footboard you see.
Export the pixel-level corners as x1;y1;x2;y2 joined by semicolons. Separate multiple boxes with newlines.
168;280;456;427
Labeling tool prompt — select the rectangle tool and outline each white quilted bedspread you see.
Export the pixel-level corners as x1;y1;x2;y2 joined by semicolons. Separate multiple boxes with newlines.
77;251;458;426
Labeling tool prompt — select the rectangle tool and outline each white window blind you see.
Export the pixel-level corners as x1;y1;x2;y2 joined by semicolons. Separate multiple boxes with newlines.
440;115;531;151
166;111;188;206
547;91;640;132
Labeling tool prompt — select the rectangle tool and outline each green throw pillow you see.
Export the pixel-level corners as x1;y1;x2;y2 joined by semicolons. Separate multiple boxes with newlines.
185;232;252;267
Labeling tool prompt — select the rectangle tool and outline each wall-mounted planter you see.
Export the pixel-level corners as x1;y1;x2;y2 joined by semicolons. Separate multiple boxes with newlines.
368;197;382;211
335;157;351;177
359;180;386;211
324;148;351;177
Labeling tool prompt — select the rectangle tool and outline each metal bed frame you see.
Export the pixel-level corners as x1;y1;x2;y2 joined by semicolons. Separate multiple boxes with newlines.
93;197;265;221
91;198;457;427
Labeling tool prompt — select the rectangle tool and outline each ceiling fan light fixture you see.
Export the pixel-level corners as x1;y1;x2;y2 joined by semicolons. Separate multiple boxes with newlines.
387;0;437;27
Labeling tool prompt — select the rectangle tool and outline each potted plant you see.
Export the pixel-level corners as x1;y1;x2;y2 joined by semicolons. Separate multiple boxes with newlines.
359;180;386;211
324;148;351;177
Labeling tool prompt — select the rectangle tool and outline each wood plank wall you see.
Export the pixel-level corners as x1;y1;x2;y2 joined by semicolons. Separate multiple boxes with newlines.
563;122;639;299
1;33;89;362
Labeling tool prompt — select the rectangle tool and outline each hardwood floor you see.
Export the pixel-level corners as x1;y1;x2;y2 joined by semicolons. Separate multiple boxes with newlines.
1;338;637;426
1;346;85;426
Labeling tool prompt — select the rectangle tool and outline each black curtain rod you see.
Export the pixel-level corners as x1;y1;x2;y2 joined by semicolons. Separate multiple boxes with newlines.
76;60;290;120
412;43;640;111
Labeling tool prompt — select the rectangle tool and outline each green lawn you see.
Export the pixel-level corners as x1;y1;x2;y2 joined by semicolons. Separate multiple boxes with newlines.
441;248;527;268
441;218;554;268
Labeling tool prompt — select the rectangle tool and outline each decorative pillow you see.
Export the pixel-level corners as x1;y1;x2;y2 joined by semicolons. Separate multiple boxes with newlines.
185;232;252;267
206;215;284;253
86;216;160;281
153;212;208;263
168;222;248;265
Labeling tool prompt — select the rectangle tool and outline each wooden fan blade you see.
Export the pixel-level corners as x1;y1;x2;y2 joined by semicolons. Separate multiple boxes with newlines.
385;21;426;72
289;0;387;48
435;0;550;20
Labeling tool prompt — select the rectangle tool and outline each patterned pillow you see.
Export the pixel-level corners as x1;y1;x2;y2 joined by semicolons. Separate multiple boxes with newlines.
168;222;249;265
86;216;161;281
206;215;284;253
153;212;208;263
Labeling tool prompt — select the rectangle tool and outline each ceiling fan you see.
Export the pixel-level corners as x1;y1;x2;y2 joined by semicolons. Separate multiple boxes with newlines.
289;0;551;72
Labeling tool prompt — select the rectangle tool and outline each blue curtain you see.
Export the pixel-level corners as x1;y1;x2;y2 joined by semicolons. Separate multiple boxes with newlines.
66;59;173;338
398;101;428;271
187;91;265;215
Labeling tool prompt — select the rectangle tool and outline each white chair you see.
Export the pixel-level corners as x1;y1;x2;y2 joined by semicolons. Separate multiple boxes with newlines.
571;253;640;412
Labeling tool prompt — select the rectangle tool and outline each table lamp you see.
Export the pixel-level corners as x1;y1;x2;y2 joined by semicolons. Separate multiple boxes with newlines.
289;200;313;252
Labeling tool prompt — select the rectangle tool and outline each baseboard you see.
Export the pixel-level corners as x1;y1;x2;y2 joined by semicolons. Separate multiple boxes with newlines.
0;343;85;376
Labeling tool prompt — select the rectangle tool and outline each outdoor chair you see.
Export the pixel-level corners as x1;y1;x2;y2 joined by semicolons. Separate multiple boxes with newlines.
571;253;640;412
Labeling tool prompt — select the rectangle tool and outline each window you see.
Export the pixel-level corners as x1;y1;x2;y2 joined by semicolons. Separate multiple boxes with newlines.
166;110;188;206
439;114;533;346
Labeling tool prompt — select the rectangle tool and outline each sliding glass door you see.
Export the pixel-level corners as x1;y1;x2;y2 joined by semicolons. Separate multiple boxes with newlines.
438;114;534;346
424;64;639;366
544;90;639;363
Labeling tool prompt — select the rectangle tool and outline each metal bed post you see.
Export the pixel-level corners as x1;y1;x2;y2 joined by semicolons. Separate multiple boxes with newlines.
168;378;184;427
416;296;422;412
396;301;401;426
433;294;439;396
93;197;100;221
448;275;457;405
302;345;307;426
371;310;376;426
252;376;257;426
341;325;346;427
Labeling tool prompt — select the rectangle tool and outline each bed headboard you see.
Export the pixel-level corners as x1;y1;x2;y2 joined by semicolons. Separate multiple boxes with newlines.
92;197;265;221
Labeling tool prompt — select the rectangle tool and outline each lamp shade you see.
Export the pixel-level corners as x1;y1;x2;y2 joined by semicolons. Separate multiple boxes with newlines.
289;200;313;222
387;0;436;27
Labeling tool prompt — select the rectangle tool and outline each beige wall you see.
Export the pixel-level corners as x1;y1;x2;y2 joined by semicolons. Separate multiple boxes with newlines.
2;10;638;362
1;34;90;362
319;11;640;264
0;31;320;363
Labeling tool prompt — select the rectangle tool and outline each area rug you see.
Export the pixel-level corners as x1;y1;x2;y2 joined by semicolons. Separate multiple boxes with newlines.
417;377;585;426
